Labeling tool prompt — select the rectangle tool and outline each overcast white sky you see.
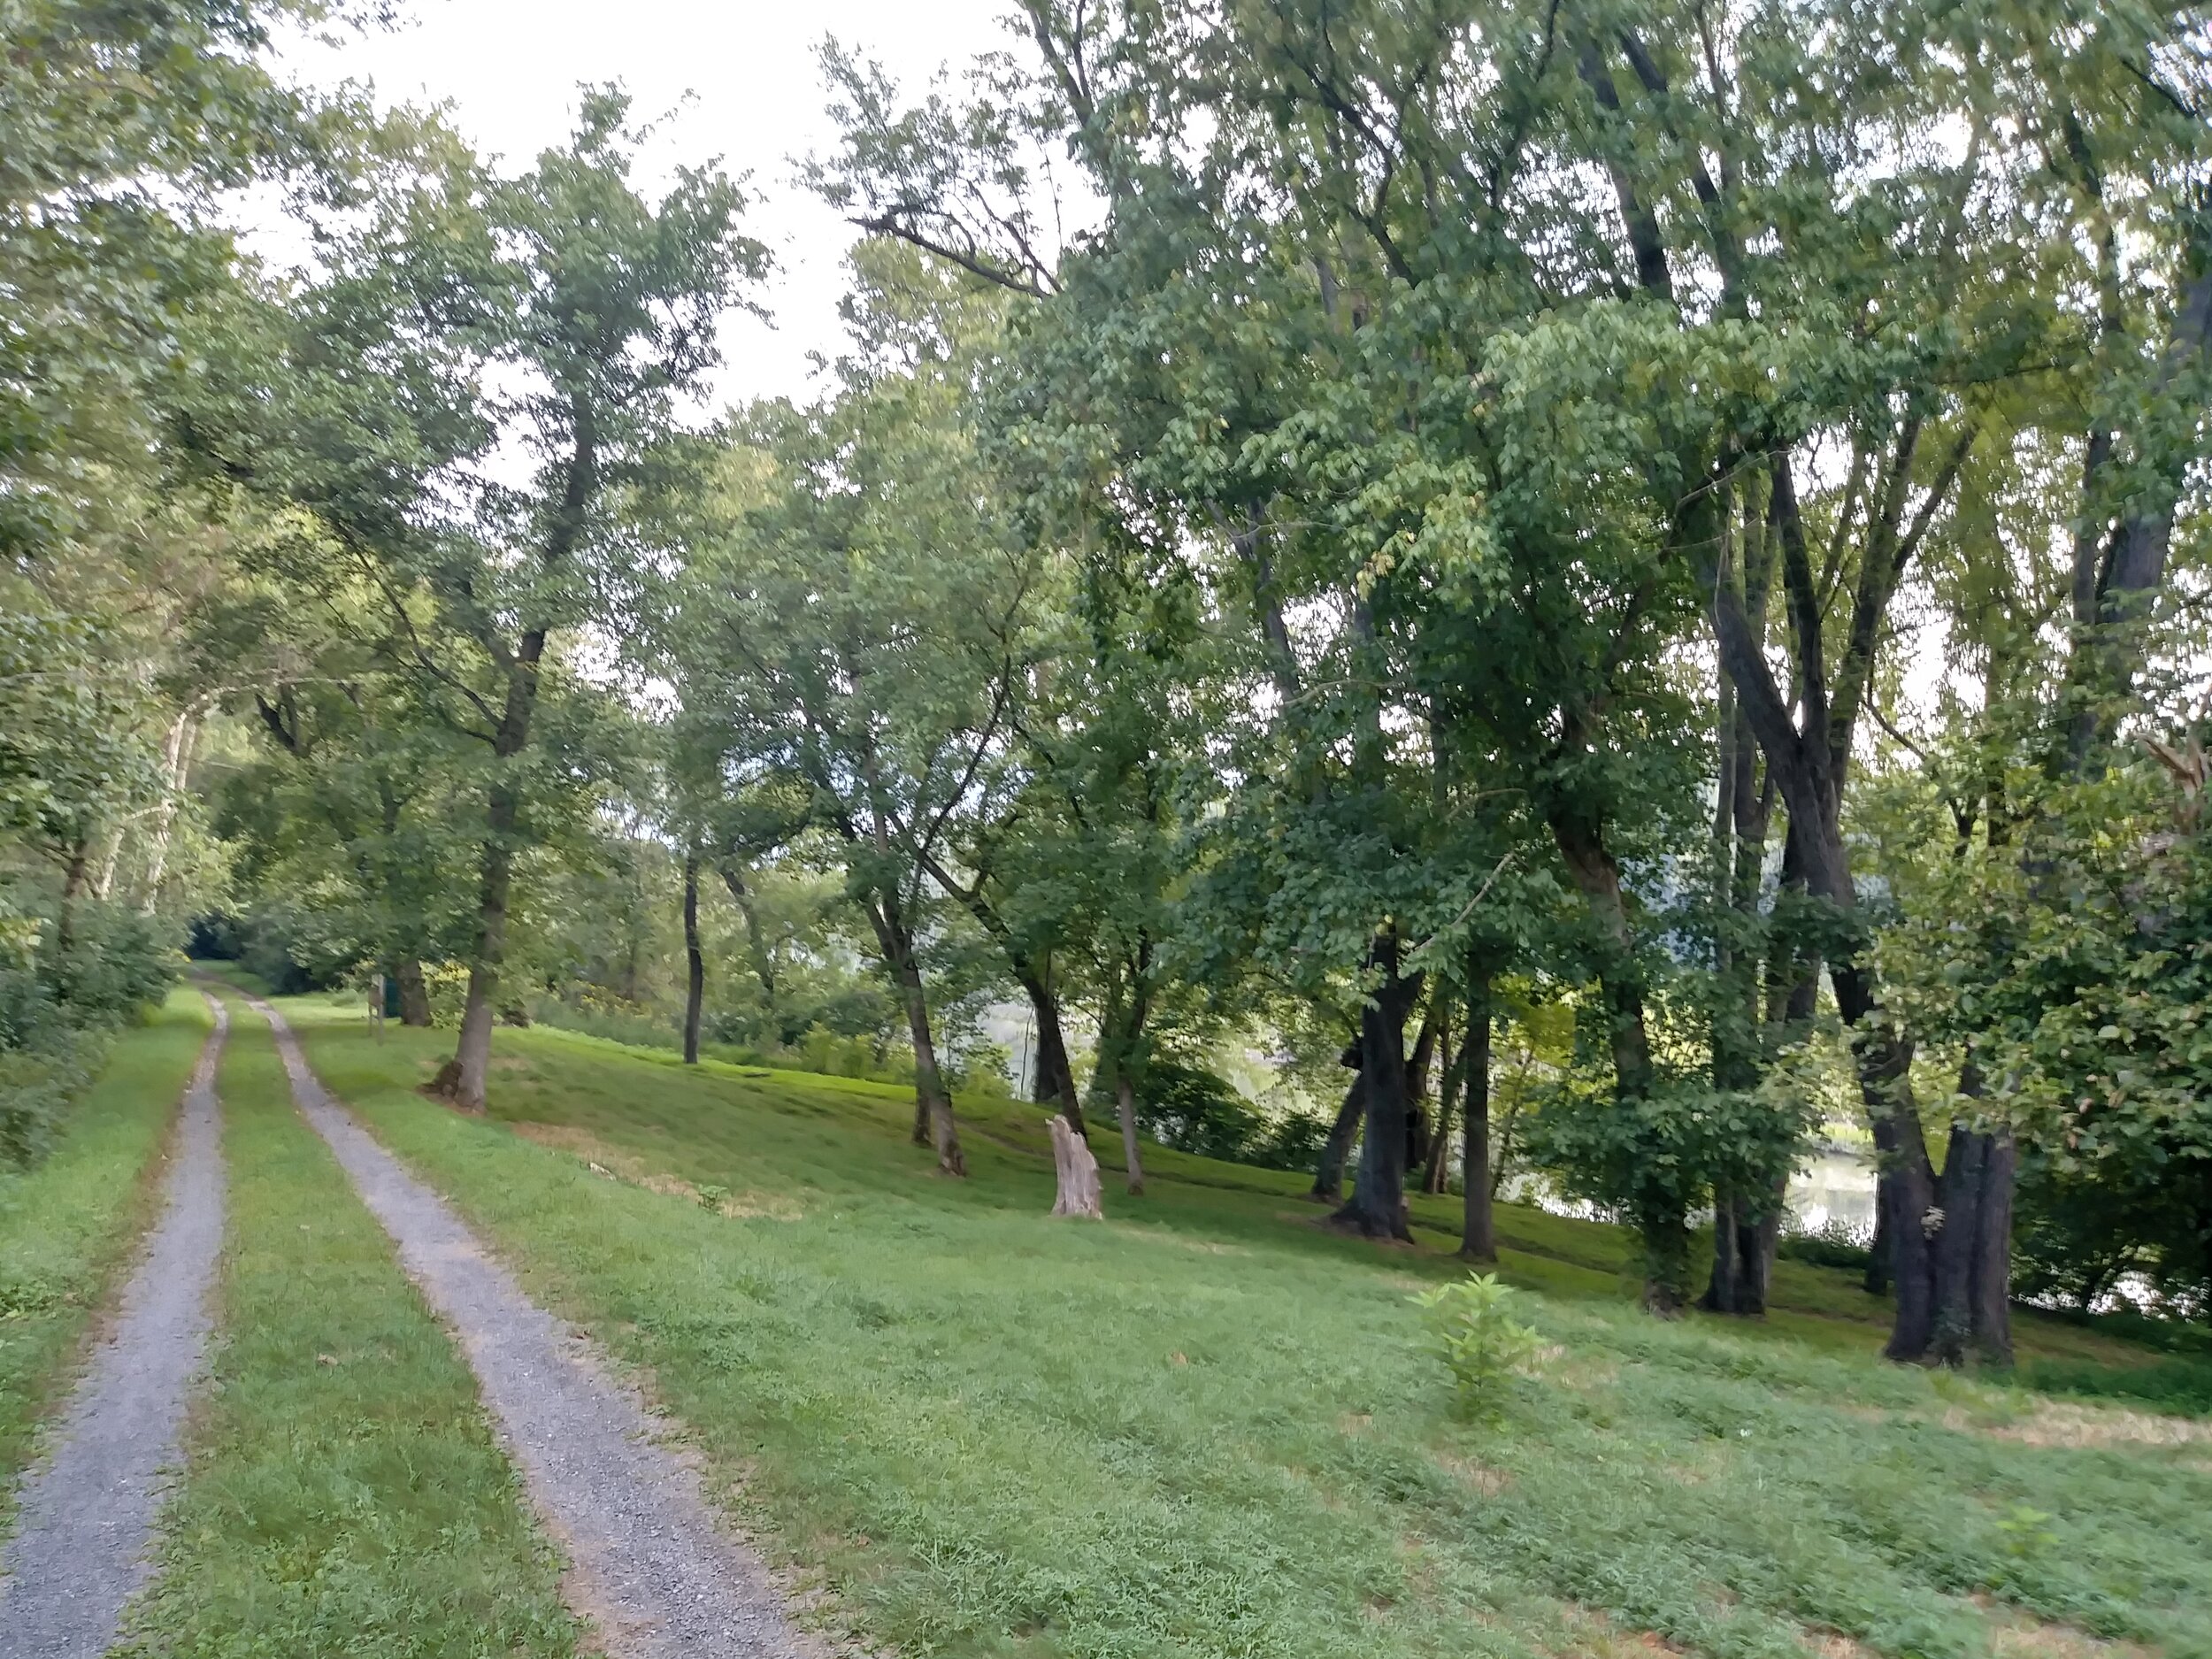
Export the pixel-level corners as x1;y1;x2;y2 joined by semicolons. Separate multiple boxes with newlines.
259;0;1016;407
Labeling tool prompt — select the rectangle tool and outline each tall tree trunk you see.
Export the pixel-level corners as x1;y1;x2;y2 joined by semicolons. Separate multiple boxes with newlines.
394;957;433;1027
1460;971;1496;1262
891;953;964;1176
1116;1071;1146;1196
1551;806;1684;1309
1402;1005;1439;1171
1924;1068;2016;1365
55;835;91;957
138;707;199;915
1330;929;1423;1241
1017;964;1087;1139
447;765;525;1112
682;849;703;1065
862;893;963;1177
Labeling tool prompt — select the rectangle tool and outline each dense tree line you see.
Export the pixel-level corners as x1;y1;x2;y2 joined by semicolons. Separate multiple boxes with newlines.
6;0;2212;1360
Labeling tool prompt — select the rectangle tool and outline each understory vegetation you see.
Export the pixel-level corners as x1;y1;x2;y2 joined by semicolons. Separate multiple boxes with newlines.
273;992;2212;1659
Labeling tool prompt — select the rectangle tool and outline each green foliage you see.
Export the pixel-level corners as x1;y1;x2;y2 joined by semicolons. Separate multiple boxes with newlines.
1878;754;2212;1318
1412;1273;1546;1418
0;905;179;1165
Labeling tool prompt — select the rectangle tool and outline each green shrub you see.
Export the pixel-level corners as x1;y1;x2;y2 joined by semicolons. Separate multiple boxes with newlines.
1777;1215;1874;1270
1412;1272;1545;1417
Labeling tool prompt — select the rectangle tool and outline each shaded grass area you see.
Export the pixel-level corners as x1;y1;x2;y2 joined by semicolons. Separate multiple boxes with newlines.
280;993;2212;1659
0;987;208;1541
116;992;576;1659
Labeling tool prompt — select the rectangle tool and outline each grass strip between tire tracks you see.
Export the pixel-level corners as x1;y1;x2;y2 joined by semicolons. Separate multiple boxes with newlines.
114;991;577;1659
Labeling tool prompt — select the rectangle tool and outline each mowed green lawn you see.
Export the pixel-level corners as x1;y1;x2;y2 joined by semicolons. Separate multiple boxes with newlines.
0;987;210;1540
267;988;2212;1659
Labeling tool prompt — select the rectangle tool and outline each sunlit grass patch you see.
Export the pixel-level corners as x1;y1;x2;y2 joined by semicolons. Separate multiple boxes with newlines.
273;990;2212;1659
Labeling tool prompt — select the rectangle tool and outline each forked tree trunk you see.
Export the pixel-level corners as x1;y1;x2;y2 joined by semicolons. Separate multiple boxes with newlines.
394;957;433;1027
1331;930;1423;1241
1460;973;1496;1262
682;850;704;1065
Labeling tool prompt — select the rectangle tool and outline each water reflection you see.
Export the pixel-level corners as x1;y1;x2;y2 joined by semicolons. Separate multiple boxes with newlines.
1787;1148;1877;1234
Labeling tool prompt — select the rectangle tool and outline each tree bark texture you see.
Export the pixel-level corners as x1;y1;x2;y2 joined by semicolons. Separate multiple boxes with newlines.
1018;964;1087;1140
1115;1070;1146;1195
682;849;704;1065
1049;1116;1105;1218
1330;930;1424;1240
1460;975;1496;1262
394;957;433;1027
1311;1068;1364;1202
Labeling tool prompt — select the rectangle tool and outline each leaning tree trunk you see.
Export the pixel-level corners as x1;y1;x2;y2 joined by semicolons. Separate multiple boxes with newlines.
1460;972;1496;1262
681;849;704;1066
1331;930;1423;1241
1310;1065;1364;1202
867;901;964;1178
394;957;433;1027
1017;964;1087;1140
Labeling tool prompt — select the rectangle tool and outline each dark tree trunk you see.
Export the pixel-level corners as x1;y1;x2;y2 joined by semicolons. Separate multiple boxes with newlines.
394;957;433;1026
1311;1066;1364;1202
1923;1069;2016;1366
891;952;964;1176
1017;964;1086;1139
1330;930;1424;1240
682;850;703;1066
1551;804;1685;1308
858;884;964;1176
1703;1180;1783;1316
1460;972;1496;1262
449;775;521;1111
1402;1005;1439;1171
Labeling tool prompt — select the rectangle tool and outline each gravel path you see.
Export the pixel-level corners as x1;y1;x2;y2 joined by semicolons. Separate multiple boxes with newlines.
0;994;228;1659
245;992;808;1659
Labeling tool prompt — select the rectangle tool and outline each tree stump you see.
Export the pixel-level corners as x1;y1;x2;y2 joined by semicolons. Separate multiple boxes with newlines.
1048;1118;1104;1219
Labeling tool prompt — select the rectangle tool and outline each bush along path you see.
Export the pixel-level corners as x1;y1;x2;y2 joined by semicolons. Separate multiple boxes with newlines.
240;987;809;1659
0;992;228;1658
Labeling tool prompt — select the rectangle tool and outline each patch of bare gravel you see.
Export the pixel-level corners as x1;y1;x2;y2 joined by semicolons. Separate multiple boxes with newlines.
0;995;227;1659
246;992;814;1659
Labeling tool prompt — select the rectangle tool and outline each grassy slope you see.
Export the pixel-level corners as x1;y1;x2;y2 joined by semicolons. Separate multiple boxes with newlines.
0;987;209;1540
279;993;2211;1659
117;993;576;1659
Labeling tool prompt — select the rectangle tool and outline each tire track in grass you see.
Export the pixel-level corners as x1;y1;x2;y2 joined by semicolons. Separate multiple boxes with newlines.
241;989;808;1659
0;995;227;1659
115;987;575;1658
